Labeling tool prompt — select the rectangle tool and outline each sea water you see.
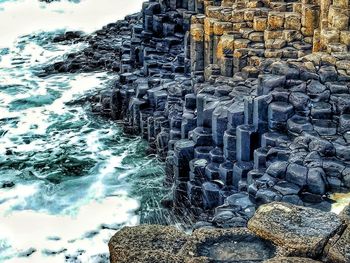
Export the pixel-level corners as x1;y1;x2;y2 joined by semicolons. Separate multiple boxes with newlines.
0;0;167;262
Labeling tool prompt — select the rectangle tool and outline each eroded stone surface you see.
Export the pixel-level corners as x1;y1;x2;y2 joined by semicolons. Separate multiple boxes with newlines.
180;228;277;262
108;225;188;263
248;202;344;258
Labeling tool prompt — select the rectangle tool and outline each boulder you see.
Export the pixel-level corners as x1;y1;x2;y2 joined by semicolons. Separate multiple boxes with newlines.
109;225;188;263
248;202;344;258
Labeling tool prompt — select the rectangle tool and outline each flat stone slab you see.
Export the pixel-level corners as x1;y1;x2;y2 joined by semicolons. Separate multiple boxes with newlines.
180;228;277;262
248;202;344;258
264;257;322;263
109;225;188;263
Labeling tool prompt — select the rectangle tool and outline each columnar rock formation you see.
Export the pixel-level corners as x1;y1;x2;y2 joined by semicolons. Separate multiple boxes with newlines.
109;0;350;224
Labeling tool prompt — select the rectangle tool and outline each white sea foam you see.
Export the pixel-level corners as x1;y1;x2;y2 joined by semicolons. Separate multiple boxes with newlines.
0;0;144;48
0;1;150;261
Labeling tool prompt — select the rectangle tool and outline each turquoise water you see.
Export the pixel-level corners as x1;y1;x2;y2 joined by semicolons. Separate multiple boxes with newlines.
0;0;165;262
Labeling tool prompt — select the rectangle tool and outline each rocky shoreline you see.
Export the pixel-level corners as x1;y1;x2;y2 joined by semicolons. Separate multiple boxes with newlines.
109;202;350;262
42;0;350;261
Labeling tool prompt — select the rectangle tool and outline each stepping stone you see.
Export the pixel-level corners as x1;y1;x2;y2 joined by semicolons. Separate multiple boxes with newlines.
248;202;344;258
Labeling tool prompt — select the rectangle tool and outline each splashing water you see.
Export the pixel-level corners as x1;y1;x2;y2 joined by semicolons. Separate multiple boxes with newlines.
0;0;167;262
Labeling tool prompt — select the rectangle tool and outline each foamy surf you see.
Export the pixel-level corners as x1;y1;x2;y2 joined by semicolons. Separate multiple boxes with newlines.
0;0;165;262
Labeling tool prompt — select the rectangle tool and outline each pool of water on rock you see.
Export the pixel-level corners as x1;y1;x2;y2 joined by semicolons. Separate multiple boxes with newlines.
0;0;167;262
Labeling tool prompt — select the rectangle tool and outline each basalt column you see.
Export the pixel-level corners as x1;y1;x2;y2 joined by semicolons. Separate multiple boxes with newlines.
190;23;205;73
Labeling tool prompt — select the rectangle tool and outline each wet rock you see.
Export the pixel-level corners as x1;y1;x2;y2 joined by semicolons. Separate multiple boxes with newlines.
248;202;344;258
180;228;277;262
202;182;222;209
286;163;308;187
1;181;15;188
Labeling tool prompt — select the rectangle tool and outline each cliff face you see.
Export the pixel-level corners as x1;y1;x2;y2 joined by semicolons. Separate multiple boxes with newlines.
109;0;350;225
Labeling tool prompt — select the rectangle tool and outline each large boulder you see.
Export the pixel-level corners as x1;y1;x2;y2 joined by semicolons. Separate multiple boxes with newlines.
248;202;344;258
108;225;189;263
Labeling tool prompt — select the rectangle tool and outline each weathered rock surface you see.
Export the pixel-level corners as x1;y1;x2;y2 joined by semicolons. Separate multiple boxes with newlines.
248;202;345;258
109;203;349;263
180;228;277;262
108;225;188;263
324;226;350;263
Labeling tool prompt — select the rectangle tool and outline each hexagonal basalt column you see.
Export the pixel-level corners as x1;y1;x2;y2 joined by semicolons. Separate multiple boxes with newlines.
268;102;294;131
174;139;196;179
212;105;229;147
190;24;205;72
236;124;258;162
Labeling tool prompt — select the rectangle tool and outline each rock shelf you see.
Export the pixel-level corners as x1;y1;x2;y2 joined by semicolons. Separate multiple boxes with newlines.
109;202;349;263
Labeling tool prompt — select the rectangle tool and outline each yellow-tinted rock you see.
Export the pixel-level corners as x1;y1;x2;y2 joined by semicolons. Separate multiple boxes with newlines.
301;5;320;36
265;49;283;58
217;33;235;60
313;29;321;52
293;2;303;13
249;32;265;42
254;17;268;31
206;6;222;19
320;53;337;64
268;12;285;30
232;22;248;31
244;9;256;21
191;14;206;25
204;17;217;35
109;225;189;263
283;30;298;42
340;31;350;45
249;56;263;67
264;30;283;40
333;0;349;8
285;12;301;30
191;24;205;42
329;7;349;30
234;38;250;49
213;21;233;35
320;29;340;50
231;9;245;23
336;60;350;70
